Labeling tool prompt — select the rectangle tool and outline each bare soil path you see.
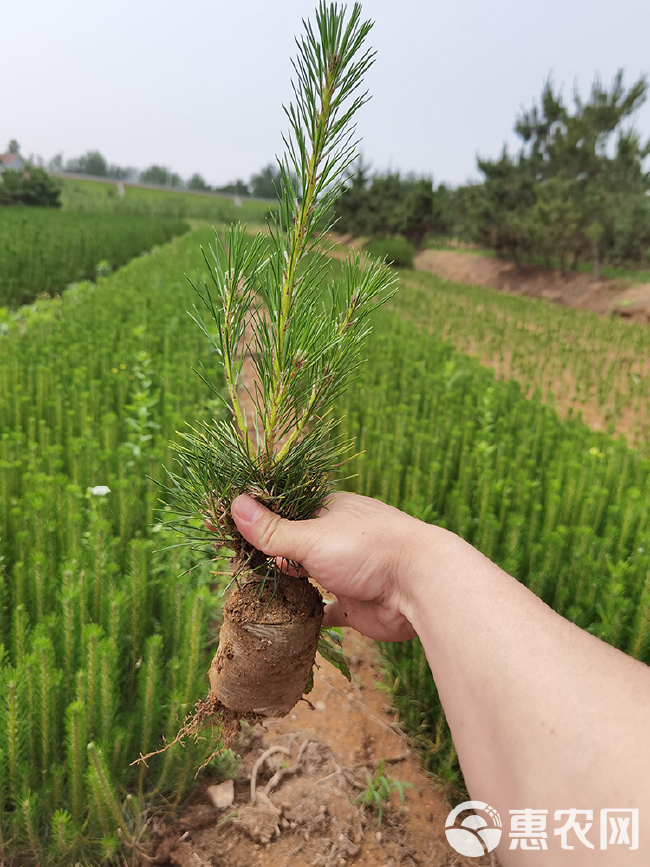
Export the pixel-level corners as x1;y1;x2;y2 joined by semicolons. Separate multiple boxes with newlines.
150;633;491;867
328;234;650;322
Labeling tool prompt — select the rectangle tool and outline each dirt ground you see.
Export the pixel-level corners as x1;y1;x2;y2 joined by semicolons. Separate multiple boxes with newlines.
413;249;650;323
328;234;650;323
148;631;494;867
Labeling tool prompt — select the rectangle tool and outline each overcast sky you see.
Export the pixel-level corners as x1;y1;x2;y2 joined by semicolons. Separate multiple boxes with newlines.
3;0;650;188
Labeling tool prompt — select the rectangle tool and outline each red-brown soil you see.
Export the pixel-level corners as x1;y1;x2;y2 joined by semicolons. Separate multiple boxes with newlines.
149;631;494;867
328;234;650;322
414;249;650;323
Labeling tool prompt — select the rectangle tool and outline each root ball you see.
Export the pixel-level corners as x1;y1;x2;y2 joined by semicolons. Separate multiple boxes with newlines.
210;573;324;718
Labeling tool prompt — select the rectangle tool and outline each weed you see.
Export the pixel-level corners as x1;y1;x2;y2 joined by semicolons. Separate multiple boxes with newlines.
353;761;414;824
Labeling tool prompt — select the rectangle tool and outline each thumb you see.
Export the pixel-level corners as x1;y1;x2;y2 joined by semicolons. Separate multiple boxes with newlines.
322;599;346;629
230;494;313;563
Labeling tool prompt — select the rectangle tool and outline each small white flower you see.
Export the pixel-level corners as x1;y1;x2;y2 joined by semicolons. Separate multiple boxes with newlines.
90;485;111;497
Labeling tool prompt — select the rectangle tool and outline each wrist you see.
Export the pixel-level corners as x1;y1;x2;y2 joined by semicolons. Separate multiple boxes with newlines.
396;520;466;633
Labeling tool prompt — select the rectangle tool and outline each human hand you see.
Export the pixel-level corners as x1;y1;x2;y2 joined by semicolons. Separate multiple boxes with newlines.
230;491;425;642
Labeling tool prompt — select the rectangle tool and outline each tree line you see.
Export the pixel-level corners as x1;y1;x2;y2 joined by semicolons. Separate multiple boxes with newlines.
331;71;650;278
331;161;454;246
5;69;650;276
469;71;650;278
44;150;293;199
1;140;298;205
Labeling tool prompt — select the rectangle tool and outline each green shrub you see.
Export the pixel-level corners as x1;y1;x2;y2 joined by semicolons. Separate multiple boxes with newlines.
364;235;414;268
0;166;61;208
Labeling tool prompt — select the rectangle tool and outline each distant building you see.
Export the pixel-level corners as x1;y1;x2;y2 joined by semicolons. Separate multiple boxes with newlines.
0;153;24;173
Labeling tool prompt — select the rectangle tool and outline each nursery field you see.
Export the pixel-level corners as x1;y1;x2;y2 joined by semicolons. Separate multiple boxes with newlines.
0;208;188;308
330;236;650;452
60;177;274;224
394;269;650;454
0;229;226;861
337;277;650;790
0;224;649;859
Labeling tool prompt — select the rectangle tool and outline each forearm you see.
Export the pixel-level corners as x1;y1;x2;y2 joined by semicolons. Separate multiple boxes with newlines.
230;491;650;862
402;523;650;865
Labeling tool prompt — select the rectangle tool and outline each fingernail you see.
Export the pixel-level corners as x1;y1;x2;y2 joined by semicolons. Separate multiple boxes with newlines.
232;494;261;524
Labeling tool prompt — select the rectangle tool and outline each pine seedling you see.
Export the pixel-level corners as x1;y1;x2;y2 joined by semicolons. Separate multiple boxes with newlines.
50;809;75;857
169;3;393;557
86;744;132;844
160;3;394;732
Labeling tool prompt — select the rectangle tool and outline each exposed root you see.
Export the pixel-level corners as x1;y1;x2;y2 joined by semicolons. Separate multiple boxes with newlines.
250;745;290;802
249;739;312;803
130;692;265;774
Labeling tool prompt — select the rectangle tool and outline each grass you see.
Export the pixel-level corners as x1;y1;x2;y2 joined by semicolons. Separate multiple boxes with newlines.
352;762;413;824
60;177;275;224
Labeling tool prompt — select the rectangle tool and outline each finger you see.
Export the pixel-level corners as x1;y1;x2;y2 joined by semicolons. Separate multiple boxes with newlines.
275;556;308;578
231;494;317;563
322;600;346;629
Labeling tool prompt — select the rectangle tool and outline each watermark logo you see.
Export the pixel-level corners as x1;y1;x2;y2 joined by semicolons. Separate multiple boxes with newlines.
445;804;639;856
445;801;503;857
600;809;639;851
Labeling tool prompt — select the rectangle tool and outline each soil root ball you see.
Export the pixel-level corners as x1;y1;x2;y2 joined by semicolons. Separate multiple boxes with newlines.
210;573;324;718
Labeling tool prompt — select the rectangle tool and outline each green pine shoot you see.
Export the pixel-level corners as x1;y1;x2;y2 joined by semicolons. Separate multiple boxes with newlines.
166;2;395;573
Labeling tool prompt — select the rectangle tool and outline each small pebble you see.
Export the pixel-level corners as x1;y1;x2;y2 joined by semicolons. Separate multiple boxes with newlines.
206;779;234;810
315;700;327;712
290;713;298;721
